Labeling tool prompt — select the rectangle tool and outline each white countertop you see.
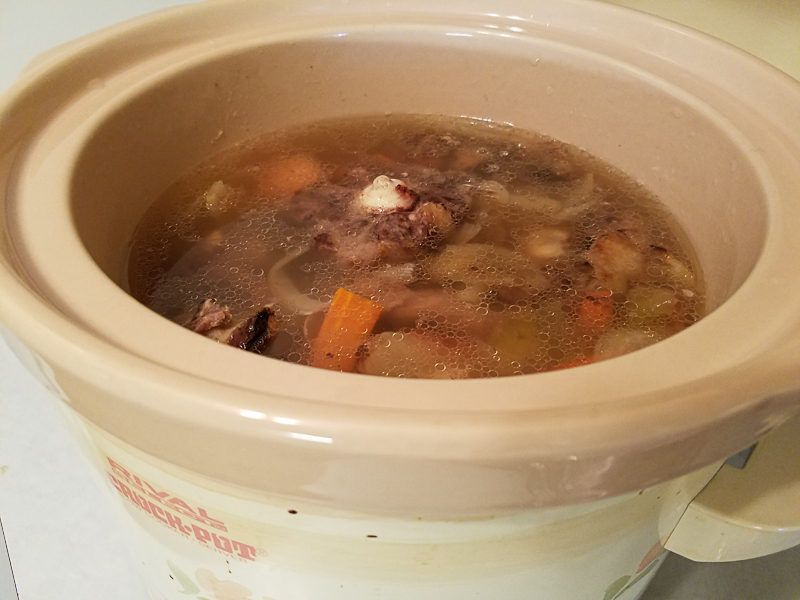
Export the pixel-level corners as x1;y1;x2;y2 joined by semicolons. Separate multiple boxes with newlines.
1;2;799;599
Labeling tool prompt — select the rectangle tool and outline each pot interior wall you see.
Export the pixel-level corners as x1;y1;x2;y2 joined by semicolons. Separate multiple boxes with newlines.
71;31;767;310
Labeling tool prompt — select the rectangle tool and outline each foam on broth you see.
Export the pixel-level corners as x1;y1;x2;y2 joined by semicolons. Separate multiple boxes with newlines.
128;114;704;378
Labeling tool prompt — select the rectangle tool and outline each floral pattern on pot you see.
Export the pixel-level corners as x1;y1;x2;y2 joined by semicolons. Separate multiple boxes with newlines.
601;540;665;600
167;561;276;600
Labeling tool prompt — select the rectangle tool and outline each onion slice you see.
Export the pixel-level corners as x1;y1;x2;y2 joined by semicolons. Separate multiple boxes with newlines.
267;247;326;315
447;221;483;245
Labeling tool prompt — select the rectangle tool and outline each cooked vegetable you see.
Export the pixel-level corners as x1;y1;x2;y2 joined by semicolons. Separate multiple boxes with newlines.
359;331;465;379
311;288;383;372
470;179;510;205
470;179;563;214
267;247;326;315
577;289;615;330
485;316;542;361
428;243;550;297
664;255;694;284
196;180;234;215
258;154;325;197
594;328;659;361
650;246;695;285
587;230;645;292
415;201;454;232
447;221;483;245
626;285;678;322
524;225;571;266
568;172;594;205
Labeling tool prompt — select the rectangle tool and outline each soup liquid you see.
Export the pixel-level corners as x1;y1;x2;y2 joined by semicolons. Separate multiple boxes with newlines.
128;115;704;378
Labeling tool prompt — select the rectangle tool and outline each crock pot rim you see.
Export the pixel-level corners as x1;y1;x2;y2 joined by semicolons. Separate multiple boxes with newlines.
21;12;797;411
3;0;800;417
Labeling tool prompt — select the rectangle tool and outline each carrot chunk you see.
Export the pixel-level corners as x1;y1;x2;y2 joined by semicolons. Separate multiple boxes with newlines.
258;154;324;197
577;289;614;330
311;288;383;372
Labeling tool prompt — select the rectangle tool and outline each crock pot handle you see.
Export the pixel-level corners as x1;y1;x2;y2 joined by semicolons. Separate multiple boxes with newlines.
665;410;800;562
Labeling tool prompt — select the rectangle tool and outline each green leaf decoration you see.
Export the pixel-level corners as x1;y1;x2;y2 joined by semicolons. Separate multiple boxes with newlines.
608;559;662;600
602;575;631;600
167;559;200;595
622;558;660;594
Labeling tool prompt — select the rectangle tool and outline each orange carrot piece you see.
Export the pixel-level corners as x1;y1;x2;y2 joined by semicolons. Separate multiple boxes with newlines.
258;154;324;197
577;289;614;330
311;288;383;372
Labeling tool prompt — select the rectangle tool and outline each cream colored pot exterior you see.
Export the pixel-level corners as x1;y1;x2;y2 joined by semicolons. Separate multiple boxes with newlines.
1;1;800;598
54;395;717;600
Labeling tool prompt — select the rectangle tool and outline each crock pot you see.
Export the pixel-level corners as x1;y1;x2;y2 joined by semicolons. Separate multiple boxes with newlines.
1;1;799;598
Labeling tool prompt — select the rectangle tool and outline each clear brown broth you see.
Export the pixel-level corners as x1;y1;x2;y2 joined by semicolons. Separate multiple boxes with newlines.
128;114;704;378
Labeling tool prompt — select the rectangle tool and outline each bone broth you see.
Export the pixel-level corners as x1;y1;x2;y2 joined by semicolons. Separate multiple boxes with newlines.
128;115;704;378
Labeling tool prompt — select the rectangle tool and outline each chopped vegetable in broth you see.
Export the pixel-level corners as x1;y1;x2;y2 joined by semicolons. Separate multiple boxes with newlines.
128;114;704;378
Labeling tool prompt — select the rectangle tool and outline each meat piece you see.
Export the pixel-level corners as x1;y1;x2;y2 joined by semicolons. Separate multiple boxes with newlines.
312;171;472;267
587;230;644;292
184;299;232;333
314;231;338;252
372;184;469;261
184;300;277;355
368;203;450;262
277;184;352;227
225;308;277;353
